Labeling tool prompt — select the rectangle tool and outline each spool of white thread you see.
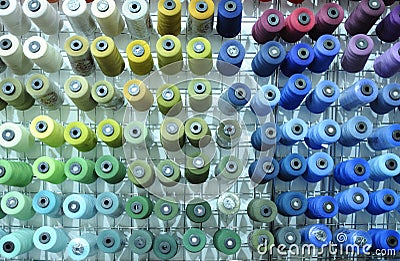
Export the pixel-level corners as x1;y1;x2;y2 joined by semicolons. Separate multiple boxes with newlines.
22;0;62;35
122;0;153;39
91;0;125;37
62;0;97;37
0;0;31;36
0;34;33;75
0;122;35;152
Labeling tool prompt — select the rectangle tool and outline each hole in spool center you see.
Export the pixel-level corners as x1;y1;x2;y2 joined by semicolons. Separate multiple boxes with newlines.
383;194;395;205
3;241;14;253
39;232;51;244
387;236;398;247
392;130;400;141
385;159;397;170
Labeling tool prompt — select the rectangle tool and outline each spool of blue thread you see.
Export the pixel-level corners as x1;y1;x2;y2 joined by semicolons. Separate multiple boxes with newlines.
333;228;372;254
368;229;400;251
338;116;373;147
370;83;400;114
278;153;307;181
251;41;286;78
216;0;242;38
33;226;69;253
248;157;279;184
308;35;340;73
367;124;400;151
63;194;97;219
67;233;98;261
305;80;340;114
250;85;280;116
280;118;308;146
305;196;338;219
335;187;369;215
333;158;370;185
218;83;251;115
97;230;126;253
95;192;125;218
300;224;332;248
280;43;314;77
366;188;399;215
279;74;312;110
303;152;334;183
368;153;400;181
217;40;246;76
32;190;63;218
275;192;308;216
251;122;281;151
339;79;378;111
305;119;341;149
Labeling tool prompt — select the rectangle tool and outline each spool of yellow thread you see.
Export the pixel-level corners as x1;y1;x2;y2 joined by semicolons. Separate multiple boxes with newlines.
123;79;154;112
91;36;125;77
64;122;97;152
97;119;123;148
156;35;183;75
157;0;182;36
188;0;214;36
187;37;213;75
126;40;153;75
91;80;125;111
30;115;65;148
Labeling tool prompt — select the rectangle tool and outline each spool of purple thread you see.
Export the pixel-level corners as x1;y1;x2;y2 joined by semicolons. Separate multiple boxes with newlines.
309;3;344;41
341;34;374;73
374;42;400;78
345;0;385;35
376;5;400;43
252;9;285;44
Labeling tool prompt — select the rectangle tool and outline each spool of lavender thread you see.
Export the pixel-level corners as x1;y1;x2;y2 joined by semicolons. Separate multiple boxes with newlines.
376;5;400;43
309;3;344;41
345;0;385;35
341;34;374;73
252;9;285;44
374;42;400;78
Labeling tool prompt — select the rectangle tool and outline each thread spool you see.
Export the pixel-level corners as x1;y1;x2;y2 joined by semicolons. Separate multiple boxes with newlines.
218;83;251;115
252;41;286;78
122;0;152;39
91;36;125;77
157;0;181;36
156;159;181;187
279;118;308;146
215;156;243;182
252;9;284;44
250;85;280;117
0;78;34;111
1;191;35;220
26;74;64;110
183;228;206;253
153;234;178;260
65;157;97;184
64;35;96;77
366;188;399;215
373;42;400;78
188;0;214;36
279;74;312;110
281;43;314;77
188;79;212;112
345;0;385;35
0;34;33;75
160;117;185;151
338;116;373;146
335;187;369;214
376;5;400;43
216;0;242;38
275;192;307;216
33;156;66;184
0;0;31;36
156;35;183;75
129;230;154;255
333;158;371;185
34;227;69;253
306;196;338;219
300;225;332;249
62;0;97;36
340;79;378;111
274;227;301;250
32;190;63;218
64;121;97;152
303;152;334;183
95;155;126;184
126;40;154;75
216;120;241;149
127;160;155;188
247;198;277;223
0;122;35;152
305;119;341;150
278;153;307;182
64;76;97;111
0;160;33;187
67;233;98;260
0;229;35;259
333;228;372;254
124;79;154;111
125;196;153;219
22;0;62;35
368;153;400;181
186;198;212;223
305;80;340;114
308;3;344;40
217;40;246;76
213;229;241;255
91;81;125;111
124;121;154;150
368;229;400;251
97;230;125;253
249;157;279;185
154;197;180;222
97;119;123;148
187;37;213;75
217;192;240;225
95;192;124;218
248;229;274;253
63;194;97;219
370;84;400;114
30;115;65;147
91;0;124;37
280;7;315;43
341;34;374;73
156;84;183;116
185;154;210;184
308;35;341;74
185;117;211;148
368;124;400;150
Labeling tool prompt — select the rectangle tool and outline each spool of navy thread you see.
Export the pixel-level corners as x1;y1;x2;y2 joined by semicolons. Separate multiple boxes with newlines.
275;192;308;216
341;34;374;73
248;157;279;184
278;153;307;182
279;74;312;110
250;85;280;116
305;119;341;150
216;0;242;38
308;35;340;74
338;116;373;147
366;188;399;215
333;228;372;254
370;84;400;114
376;5;400;43
305;80;340;114
252;9;285;44
368;153;400;181
344;0;385;35
339;79;378;111
335;187;369;214
218;83;251;115
303;152;334;183
32;190;63;218
333;158;371;185
252;41;286;78
300;224;332;248
369;229;400;251
251;122;281;151
280;118;308;146
217;40;246;76
373;42;400;78
308;3;344;41
306;196;338;219
368;124;400;150
280;43;314;77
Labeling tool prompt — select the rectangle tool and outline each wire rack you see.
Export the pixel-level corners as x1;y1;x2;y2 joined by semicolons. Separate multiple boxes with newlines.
0;0;399;260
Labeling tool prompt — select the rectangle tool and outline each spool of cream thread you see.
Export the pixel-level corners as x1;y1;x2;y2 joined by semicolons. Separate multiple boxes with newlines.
0;122;35;152
62;0;97;36
22;0;62;35
91;0;125;37
0;0;31;36
0;34;33;75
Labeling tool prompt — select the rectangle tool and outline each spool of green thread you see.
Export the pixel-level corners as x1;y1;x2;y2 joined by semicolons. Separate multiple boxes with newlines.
127;160;155;188
0;160;33;187
213;229;241;255
188;79;212;112
32;156;66;184
129;229;154;255
215;156;243;181
183;228;206;253
156;159;181;187
248;229;274;253
124;121;154;150
216;119;242;149
160;117;185;151
186;198;212;223
184;117;211;148
154;197;180;222
64;157;97;184
247;198;277;223
125;196;153;219
156;84;182;116
185;154;210;184
95;155;126;184
0;78;34;110
153;234;178;260
1;191;35;220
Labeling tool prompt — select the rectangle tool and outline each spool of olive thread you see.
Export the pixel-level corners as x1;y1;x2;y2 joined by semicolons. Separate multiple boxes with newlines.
0;78;34;110
127;160;155;188
64;76;97;112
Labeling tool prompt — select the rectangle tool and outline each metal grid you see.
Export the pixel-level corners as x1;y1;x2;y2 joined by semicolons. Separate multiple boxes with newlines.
0;0;398;260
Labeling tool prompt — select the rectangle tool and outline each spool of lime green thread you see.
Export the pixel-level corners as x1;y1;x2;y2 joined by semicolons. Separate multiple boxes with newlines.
95;155;126;184
0;160;33;187
1;191;35;220
32;156;66;184
65;157;97;184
